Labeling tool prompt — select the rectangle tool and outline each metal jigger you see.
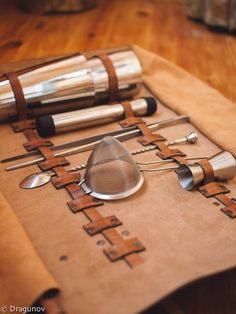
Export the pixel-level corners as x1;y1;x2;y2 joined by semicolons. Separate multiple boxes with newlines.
177;151;236;190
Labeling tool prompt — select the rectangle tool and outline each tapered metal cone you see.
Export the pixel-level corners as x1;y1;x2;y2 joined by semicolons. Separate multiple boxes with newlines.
82;136;144;200
0;54;94;121
208;151;236;181
177;151;236;191
177;164;204;190
0;49;142;122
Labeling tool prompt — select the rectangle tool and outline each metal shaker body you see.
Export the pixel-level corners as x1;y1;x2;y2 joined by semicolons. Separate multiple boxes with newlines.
0;54;95;121
208;151;236;181
51;98;148;133
36;98;156;136
0;49;142;122
88;50;142;103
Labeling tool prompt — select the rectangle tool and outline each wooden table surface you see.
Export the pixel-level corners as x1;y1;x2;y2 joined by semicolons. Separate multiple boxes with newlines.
0;0;235;313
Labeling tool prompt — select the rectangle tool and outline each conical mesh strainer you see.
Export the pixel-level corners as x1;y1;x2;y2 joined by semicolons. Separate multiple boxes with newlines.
82;136;144;200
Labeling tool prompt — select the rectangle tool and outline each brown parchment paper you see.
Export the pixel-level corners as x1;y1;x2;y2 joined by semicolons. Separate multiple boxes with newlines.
0;47;236;314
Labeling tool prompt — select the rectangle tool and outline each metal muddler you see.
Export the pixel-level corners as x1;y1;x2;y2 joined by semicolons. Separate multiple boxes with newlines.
0;49;142;121
36;97;157;137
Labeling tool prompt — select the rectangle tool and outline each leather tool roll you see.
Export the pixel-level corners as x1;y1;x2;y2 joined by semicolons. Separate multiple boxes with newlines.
36;97;157;137
0;49;142;122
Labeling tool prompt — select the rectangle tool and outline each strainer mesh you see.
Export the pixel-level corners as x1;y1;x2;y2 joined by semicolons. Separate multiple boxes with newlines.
85;136;142;197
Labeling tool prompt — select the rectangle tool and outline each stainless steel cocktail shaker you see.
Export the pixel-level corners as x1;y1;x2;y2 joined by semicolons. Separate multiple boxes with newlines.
36;97;157;137
0;49;142;122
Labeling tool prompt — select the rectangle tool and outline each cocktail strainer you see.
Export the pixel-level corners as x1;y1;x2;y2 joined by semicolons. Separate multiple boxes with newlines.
82;136;144;200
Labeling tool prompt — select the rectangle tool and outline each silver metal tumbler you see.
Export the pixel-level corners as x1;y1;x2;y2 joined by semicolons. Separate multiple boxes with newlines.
0;49;142;122
36;97;157;137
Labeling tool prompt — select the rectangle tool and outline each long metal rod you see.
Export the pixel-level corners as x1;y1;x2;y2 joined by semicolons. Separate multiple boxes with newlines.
2;115;189;163
139;165;179;172
5;115;189;171
137;156;208;165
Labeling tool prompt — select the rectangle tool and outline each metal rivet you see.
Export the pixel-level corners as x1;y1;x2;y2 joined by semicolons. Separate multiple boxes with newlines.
134;241;141;248
93;198;100;203
111;217;119;224
108;250;115;257
225;210;233;216
121;231;130;237
59;255;68;261
97;240;105;246
86;227;94;234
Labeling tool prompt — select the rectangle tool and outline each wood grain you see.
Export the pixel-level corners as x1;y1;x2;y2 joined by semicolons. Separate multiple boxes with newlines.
0;1;235;313
0;0;236;102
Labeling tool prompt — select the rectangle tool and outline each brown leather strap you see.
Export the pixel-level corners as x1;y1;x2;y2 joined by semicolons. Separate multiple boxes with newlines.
102;228;144;267
37;147;69;172
153;141;186;159
4;72;27;120
38;157;69;171
24;138;53;151
199;182;230;198
67;195;103;213
137;122;166;146
51;173;81;189
97;54;118;102
23;128;39;142
215;194;236;218
83;215;122;235
197;159;214;184
119;101;144;128
173;156;188;165
11;119;35;132
104;237;145;262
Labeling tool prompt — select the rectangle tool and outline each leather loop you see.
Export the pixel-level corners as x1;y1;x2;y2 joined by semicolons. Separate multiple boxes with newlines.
221;204;236;218
4;72;27;120
197;160;214;184
215;194;236;218
157;148;186;160
83;215;122;236
199;182;230;198
24;138;53;151
173;156;188;165
38;157;69;171
67;195;103;213
97;54;118;102
11;119;35;132
119;101;144;128
104;238;145;261
51;173;81;189
137;123;166;146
